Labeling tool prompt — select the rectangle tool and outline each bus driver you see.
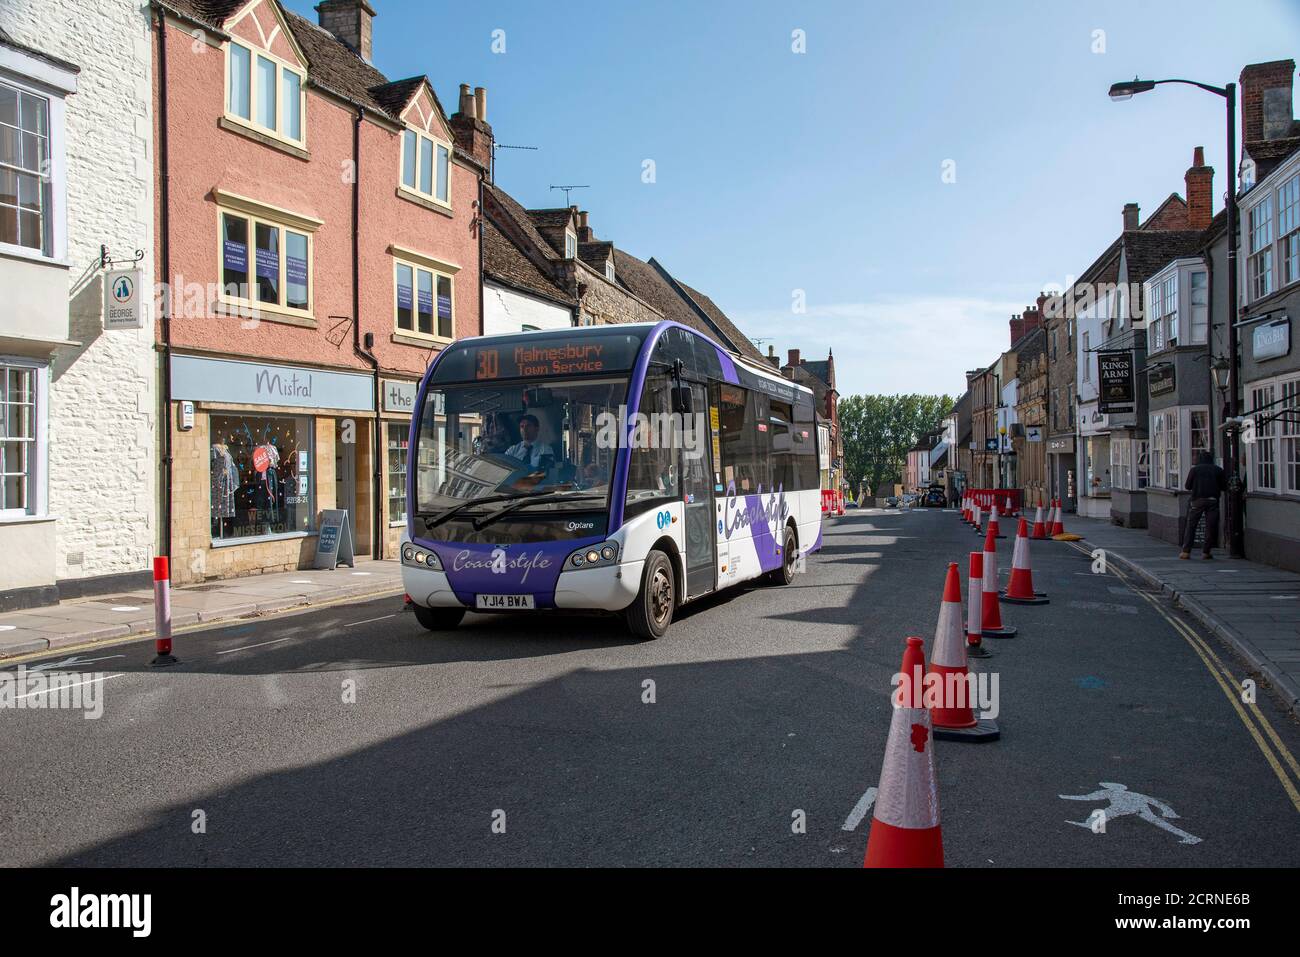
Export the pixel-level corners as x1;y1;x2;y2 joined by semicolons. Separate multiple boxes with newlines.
504;414;555;469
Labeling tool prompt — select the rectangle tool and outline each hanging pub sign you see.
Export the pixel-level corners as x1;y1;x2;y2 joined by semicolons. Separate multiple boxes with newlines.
1098;350;1135;414
1149;363;1176;397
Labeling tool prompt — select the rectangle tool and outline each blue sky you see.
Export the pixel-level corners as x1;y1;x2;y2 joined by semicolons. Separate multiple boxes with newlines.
286;0;1299;397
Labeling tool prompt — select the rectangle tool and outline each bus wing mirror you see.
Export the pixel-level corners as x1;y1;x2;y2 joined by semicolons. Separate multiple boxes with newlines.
671;384;693;415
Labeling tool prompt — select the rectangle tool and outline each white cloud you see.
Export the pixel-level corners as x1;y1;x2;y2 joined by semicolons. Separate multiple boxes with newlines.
733;294;1024;397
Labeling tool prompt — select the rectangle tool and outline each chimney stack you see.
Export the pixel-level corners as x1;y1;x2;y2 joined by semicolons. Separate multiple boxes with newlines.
787;348;801;368
1122;202;1140;231
1010;313;1025;344
449;82;494;180
1184;146;1214;231
767;344;779;369
1241;59;1296;144
576;211;592;242
315;0;376;62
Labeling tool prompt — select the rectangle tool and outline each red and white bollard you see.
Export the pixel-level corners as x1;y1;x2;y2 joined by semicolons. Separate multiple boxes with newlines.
151;556;179;667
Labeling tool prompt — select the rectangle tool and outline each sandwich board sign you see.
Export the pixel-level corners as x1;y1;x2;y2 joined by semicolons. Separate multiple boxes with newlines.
314;509;355;569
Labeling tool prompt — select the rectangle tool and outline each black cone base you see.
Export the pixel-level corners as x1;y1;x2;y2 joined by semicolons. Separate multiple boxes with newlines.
1001;593;1050;605
934;717;1000;742
150;653;179;667
982;625;1018;638
967;644;993;658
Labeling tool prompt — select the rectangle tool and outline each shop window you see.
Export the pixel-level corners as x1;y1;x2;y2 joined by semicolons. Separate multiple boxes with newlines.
220;210;311;315
210;414;314;541
386;421;409;526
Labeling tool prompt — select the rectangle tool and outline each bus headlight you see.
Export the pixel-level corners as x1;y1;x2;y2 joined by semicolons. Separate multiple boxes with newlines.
567;542;619;570
402;545;443;571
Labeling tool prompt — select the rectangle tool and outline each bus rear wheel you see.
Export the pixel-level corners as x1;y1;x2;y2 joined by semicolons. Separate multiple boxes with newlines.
413;605;465;632
767;526;798;586
625;550;675;639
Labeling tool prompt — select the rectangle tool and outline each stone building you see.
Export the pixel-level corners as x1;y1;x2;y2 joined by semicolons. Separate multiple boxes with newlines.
1012;321;1048;509
0;0;155;609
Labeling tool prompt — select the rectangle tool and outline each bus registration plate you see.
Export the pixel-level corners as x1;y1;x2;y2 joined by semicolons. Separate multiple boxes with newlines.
476;594;535;610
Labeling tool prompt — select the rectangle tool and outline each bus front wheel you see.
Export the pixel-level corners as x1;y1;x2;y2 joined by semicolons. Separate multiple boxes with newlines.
413;605;465;632
625;550;675;639
767;526;798;586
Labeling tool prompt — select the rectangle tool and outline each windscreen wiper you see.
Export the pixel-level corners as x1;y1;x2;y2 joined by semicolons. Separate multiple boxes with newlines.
471;491;606;532
420;491;527;531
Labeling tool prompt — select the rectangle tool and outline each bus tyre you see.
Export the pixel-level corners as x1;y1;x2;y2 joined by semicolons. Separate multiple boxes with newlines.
768;526;798;586
625;550;675;639
413;605;465;632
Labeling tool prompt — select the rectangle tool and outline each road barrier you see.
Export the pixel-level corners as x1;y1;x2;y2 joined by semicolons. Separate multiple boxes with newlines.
864;636;944;868
1003;518;1050;605
981;528;1017;638
150;557;179;667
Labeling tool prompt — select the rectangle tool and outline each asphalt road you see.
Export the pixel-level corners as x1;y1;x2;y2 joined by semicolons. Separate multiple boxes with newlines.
3;507;1298;867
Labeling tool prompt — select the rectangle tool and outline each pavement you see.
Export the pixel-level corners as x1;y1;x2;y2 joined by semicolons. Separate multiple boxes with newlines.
2;506;1297;866
1062;513;1300;715
0;560;405;659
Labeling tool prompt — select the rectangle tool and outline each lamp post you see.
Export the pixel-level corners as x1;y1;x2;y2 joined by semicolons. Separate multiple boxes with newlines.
1108;76;1244;558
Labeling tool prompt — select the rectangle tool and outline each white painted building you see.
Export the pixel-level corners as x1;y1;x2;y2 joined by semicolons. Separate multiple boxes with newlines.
0;0;154;609
483;280;572;336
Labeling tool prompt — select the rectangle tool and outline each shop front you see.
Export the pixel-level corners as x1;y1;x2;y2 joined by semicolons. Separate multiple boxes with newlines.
168;354;375;585
1046;435;1076;511
380;377;421;559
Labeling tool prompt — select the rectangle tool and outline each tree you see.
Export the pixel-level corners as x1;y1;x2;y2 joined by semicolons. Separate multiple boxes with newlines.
839;393;953;494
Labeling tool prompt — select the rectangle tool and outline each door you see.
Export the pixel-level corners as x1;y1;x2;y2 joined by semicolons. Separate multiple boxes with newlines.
336;419;357;540
681;382;715;599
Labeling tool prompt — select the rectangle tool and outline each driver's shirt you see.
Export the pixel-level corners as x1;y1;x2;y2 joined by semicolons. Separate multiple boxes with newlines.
504;440;555;468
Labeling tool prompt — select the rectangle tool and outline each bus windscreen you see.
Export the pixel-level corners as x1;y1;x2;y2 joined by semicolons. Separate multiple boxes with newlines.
430;331;648;384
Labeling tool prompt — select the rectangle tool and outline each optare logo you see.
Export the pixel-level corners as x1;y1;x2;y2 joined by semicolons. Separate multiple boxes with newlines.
567;520;594;531
656;510;672;529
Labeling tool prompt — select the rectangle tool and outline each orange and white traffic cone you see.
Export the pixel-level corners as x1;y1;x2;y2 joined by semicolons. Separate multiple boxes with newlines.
972;505;983;534
930;563;999;741
1030;505;1048;540
1004;495;1016;518
987;504;1006;539
961;496;970;523
863;636;944;868
1050;499;1066;537
981;528;1017;638
1002;518;1049;605
966;551;991;659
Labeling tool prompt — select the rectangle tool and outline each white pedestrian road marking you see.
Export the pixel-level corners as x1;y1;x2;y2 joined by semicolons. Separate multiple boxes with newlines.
216;637;294;655
841;787;878;831
1060;782;1201;845
346;615;396;627
26;654;126;672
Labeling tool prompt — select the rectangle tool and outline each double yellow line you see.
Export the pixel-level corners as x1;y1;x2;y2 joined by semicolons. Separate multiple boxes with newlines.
1073;543;1300;814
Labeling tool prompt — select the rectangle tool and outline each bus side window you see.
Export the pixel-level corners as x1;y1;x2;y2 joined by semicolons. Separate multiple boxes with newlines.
793;399;819;490
717;383;760;494
769;399;797;492
625;374;679;510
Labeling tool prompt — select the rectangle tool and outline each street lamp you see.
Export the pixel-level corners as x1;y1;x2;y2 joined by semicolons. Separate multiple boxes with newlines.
1108;75;1244;558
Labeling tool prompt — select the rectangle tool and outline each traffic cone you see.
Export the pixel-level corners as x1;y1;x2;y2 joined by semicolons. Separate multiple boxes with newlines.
966;551;991;659
961;496;970;523
863;636;944;868
1005;495;1016;518
981;528;1017;638
972;505;983;535
987;504;1006;539
1002;518;1050;605
1030;505;1047;540
1050;499;1066;537
930;563;999;741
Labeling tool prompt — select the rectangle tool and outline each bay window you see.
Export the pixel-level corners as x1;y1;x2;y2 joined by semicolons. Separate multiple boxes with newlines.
1280;172;1300;287
0;80;50;254
1247;196;1274;301
1;361;43;516
1248;377;1300;496
225;41;305;146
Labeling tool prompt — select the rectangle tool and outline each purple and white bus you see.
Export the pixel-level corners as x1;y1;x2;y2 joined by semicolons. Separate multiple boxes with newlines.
400;321;824;638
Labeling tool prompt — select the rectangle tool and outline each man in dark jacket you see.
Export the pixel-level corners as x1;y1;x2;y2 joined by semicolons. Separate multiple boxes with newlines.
1180;451;1227;560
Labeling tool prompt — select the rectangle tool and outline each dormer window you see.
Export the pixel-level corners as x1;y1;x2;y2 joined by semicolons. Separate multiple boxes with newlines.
564;231;577;259
226;41;305;146
605;260;615;282
400;128;451;206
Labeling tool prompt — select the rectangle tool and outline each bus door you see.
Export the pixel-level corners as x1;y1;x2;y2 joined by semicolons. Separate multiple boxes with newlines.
681;381;716;599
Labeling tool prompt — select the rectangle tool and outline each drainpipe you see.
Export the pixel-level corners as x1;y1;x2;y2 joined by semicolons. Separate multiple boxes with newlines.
155;7;173;560
350;106;383;559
